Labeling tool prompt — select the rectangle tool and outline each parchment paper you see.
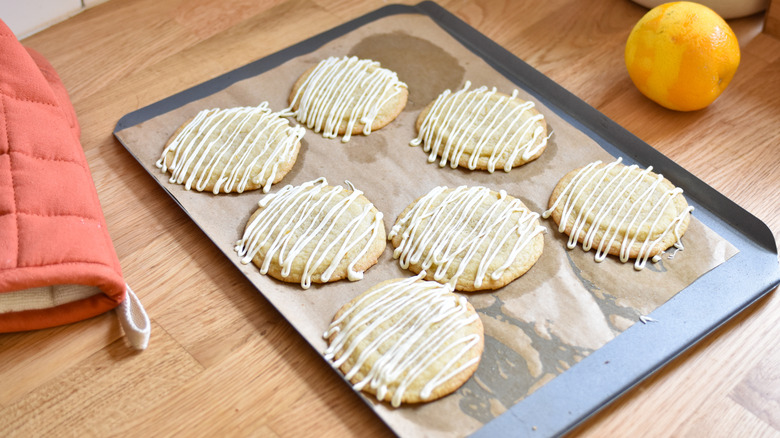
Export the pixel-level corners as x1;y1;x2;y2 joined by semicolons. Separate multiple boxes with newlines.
115;14;738;438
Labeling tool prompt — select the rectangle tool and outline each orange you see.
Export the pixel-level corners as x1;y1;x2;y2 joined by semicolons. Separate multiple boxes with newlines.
625;1;740;111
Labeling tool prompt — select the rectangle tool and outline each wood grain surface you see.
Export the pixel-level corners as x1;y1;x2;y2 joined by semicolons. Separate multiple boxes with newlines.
1;0;779;436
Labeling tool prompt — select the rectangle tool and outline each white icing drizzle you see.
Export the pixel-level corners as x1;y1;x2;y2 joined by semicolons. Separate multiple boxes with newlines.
410;81;547;173
323;273;481;407
388;186;546;288
234;178;384;289
282;56;407;142
156;102;305;194
542;157;694;270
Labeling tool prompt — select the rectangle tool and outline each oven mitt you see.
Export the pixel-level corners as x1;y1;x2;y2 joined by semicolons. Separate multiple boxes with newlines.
0;20;150;349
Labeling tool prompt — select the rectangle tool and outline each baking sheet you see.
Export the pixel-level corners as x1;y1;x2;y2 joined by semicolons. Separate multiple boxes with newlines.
113;3;780;437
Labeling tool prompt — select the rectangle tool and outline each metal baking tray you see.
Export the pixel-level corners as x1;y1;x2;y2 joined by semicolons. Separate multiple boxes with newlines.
114;2;780;436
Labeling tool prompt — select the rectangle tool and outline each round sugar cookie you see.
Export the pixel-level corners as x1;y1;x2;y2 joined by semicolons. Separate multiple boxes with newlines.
324;275;484;407
388;185;545;292
543;157;694;270
411;81;548;173
156;102;305;194
234;178;386;289
285;56;408;142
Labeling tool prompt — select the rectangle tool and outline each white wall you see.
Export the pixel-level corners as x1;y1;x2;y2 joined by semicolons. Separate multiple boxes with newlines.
0;0;110;39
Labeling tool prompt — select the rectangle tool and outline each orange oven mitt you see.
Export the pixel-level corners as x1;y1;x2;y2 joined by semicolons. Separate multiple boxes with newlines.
0;20;149;349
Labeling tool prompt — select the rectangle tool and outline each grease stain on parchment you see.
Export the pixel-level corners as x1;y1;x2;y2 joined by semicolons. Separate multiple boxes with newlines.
455;240;677;425
342;132;388;164
349;31;465;111
456;296;593;424
563;249;642;333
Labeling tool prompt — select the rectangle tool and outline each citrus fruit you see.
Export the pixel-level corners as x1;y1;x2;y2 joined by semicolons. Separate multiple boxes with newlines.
625;1;740;111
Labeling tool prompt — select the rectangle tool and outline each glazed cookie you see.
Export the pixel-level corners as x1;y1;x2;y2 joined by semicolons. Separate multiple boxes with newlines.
324;274;484;407
156;102;305;194
543;157;694;270
283;56;408;142
388;185;545;291
411;81;548;172
234;178;386;289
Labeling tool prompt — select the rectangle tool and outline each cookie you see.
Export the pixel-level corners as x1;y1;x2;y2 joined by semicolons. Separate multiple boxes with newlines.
156;102;305;194
388;185;545;291
283;56;408;142
410;81;548;172
324;275;484;407
234;178;386;289
543;157;694;269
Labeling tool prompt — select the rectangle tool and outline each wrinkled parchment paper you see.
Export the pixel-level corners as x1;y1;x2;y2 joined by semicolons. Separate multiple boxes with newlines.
115;14;738;438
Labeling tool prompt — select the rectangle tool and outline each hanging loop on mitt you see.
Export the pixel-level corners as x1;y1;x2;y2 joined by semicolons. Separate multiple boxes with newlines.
116;285;150;350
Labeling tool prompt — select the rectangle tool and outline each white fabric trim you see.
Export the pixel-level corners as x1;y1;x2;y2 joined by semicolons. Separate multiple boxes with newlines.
116;284;150;350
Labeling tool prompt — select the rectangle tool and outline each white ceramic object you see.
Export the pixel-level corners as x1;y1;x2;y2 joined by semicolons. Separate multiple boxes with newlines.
630;0;770;19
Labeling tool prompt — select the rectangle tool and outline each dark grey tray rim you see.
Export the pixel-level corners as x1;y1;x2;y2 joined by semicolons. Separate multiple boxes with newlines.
113;2;780;437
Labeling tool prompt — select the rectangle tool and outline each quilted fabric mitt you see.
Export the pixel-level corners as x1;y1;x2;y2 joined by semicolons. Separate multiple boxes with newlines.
0;20;149;349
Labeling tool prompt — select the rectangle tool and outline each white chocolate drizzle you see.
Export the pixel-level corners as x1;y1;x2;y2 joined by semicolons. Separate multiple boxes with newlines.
234;178;384;289
410;81;547;172
388;186;546;288
282;56;407;142
323;273;481;407
156;102;305;194
542;157;694;270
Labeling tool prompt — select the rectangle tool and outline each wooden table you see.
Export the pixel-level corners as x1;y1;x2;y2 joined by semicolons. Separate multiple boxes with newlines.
2;0;779;436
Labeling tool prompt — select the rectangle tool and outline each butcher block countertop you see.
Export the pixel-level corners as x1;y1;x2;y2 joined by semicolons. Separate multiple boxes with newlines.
2;0;779;436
